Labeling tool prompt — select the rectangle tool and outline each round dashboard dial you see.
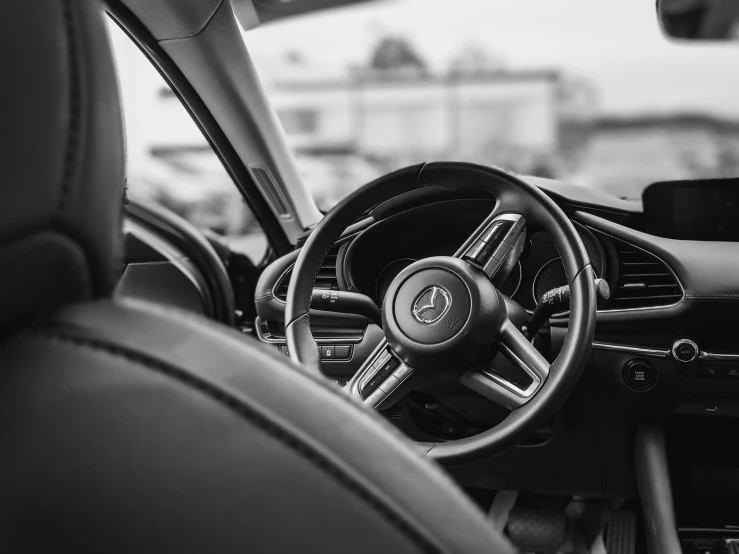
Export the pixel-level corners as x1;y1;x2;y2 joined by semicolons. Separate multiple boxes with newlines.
375;258;416;302
498;260;522;298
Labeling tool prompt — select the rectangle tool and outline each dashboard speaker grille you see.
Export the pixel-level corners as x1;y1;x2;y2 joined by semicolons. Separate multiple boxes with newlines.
609;241;682;310
275;246;340;301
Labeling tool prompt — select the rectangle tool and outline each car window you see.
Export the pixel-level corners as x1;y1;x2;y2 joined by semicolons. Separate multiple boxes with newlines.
244;0;739;209
107;19;267;264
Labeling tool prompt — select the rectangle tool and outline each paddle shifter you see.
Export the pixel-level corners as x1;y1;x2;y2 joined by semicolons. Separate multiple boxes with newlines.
524;278;610;339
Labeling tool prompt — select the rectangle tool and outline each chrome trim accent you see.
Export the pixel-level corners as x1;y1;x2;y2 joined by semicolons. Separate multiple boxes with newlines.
482;342;543;398
253;316;360;345
584;226;685;314
592;342;670;358
411;285;452;325
699;351;739;362
347;339;389;398
593;341;739;362
672;338;699;363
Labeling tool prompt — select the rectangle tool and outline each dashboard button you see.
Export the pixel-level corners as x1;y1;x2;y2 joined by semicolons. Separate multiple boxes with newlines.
361;372;385;399
701;362;739;378
334;345;352;360
672;339;699;363
321;345;334;359
623;359;658;391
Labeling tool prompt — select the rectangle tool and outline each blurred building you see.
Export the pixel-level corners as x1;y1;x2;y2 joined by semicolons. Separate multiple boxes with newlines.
110;23;573;214
269;72;562;168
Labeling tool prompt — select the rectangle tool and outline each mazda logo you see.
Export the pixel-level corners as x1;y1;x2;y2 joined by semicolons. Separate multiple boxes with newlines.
412;285;452;325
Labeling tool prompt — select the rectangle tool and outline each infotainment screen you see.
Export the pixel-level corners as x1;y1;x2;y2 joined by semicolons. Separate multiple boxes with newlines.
642;179;739;241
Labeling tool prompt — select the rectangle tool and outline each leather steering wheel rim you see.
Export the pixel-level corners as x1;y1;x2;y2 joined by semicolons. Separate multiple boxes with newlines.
286;162;596;466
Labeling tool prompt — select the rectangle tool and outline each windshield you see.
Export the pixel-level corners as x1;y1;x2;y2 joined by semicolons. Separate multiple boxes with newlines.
245;0;739;209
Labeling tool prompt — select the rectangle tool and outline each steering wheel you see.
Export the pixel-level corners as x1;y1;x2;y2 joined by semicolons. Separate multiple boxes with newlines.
286;162;596;466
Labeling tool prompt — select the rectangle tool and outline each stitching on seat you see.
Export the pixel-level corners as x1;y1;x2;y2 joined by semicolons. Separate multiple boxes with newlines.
27;328;440;553
59;0;82;213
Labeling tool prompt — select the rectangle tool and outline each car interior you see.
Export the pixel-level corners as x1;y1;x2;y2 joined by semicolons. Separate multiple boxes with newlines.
3;0;739;553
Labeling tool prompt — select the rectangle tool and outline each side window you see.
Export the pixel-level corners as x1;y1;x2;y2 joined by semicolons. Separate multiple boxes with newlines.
107;20;267;264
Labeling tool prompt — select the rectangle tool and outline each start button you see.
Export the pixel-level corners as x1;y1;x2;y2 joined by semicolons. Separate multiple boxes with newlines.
623;359;658;391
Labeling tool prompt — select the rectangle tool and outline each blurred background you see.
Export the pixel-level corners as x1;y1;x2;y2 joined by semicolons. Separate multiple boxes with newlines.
110;0;739;261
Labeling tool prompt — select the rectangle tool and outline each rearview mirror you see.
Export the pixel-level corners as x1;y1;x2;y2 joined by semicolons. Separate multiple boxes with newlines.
658;0;739;40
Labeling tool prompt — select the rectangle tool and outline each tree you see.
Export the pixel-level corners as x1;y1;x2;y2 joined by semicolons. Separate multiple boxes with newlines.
367;36;428;76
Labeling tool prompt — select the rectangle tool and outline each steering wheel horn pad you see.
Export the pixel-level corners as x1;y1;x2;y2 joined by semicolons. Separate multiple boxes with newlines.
384;257;503;373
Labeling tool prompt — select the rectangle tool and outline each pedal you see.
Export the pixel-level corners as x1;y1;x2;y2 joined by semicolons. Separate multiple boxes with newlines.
605;510;636;554
507;507;566;554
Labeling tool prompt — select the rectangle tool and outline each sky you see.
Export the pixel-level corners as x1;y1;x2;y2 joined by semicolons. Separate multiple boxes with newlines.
244;0;739;117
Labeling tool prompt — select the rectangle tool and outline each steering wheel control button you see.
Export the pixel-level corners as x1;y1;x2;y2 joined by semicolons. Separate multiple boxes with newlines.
623;359;658;391
364;389;386;407
392;363;412;381
373;350;391;368
479;220;512;245
672;339;699;363
378;357;400;378
462;214;526;278
464;240;496;266
378;375;400;393
393;268;471;344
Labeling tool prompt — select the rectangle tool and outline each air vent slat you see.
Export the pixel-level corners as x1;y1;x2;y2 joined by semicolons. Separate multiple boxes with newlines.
274;246;341;302
608;240;682;310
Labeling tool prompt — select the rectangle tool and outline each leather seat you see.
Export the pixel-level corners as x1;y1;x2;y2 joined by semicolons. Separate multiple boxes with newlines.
0;1;514;552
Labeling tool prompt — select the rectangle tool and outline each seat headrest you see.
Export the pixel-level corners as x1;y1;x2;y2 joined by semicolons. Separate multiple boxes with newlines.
0;0;125;334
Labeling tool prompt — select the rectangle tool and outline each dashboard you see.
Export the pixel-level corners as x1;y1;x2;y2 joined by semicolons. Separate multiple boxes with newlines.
252;180;739;498
122;175;739;500
341;198;609;314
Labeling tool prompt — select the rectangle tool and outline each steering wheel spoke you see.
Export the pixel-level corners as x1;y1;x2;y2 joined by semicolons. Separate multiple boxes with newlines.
455;212;527;286
460;318;550;409
347;339;423;410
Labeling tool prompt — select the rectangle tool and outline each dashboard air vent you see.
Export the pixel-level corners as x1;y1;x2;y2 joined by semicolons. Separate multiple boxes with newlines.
609;241;682;310
274;246;340;302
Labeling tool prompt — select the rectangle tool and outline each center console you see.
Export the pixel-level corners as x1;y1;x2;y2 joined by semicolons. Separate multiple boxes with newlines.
637;421;739;554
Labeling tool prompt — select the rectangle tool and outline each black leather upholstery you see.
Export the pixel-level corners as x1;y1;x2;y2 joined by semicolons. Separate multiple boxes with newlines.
0;0;125;335
0;1;513;552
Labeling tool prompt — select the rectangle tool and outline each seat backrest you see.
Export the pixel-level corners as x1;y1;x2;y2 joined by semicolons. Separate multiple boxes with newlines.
0;0;124;335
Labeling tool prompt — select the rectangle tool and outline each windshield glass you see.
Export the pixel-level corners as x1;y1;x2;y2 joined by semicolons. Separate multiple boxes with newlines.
245;0;739;209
